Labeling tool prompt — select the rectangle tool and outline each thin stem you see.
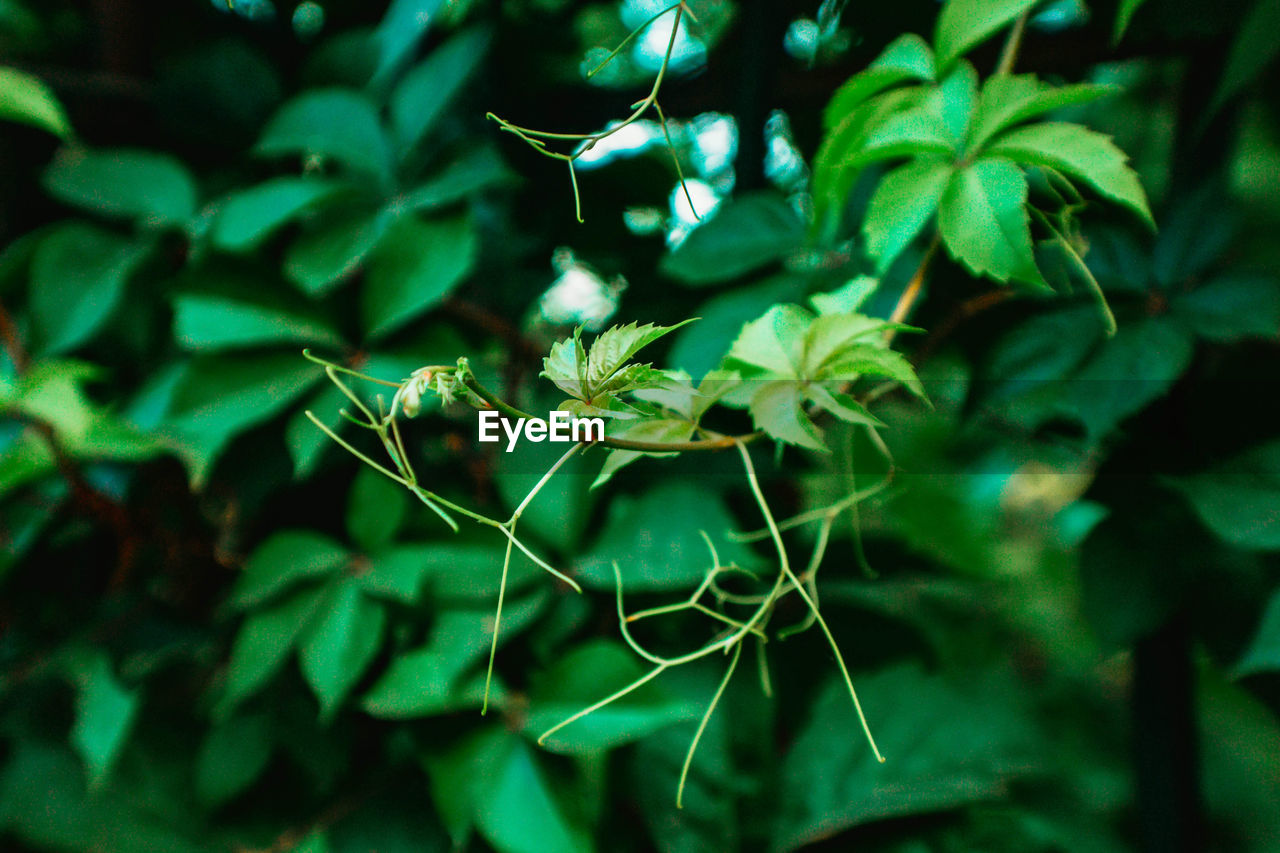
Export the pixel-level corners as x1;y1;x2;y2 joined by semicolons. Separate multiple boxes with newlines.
995;11;1030;76
886;234;941;334
676;643;740;809
735;441;885;763
303;350;400;387
1032;209;1117;336
755;638;773;698
537;664;669;746
483;526;516;715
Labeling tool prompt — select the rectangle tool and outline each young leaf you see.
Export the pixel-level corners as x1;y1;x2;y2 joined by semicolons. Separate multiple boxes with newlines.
938;156;1045;287
934;0;1041;70
986;122;1154;226
542;328;588;400
591;417;695;489
864;158;953;273
748;381;826;450
810;277;878;316
725;304;811;378
584;321;692;390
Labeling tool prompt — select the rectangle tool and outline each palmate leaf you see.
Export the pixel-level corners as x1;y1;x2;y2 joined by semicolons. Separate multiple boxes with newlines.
822;34;936;131
938;156;1046;288
933;0;1040;70
863;158;953;273
543;320;692;404
986;122;1154;226
724;288;923;449
966;75;1114;154
542;328;588;400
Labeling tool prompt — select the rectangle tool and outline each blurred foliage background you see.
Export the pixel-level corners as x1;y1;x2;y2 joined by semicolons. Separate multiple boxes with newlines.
2;0;1280;851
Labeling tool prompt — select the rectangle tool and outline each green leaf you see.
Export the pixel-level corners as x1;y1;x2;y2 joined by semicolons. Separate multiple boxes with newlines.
1166;440;1280;551
542;328;588;400
670;279;798;379
822;34;935;131
390;27;489;155
809;277;878;315
801;312;895;377
748;381;826;450
256;89;394;186
660;193;804;286
401;148;510;212
355;544;436;603
986;122;1154;226
346;466;408;552
372;0;448;85
361;215;476;340
1172;275;1280;342
286;383;346;478
210;177;351;252
812;87;923;232
472;737;591;853
231;530;350;610
1114;0;1149;40
172;292;344;351
575;481;758;591
967;75;1113;154
163;352;323;487
1210;0;1280;114
773;664;1040;852
725;303;810;378
1235;590;1280;676
0;742;205;853
68;651;139;788
938;156;1044;287
525;641;691;753
583;319;693;395
0;66;71;138
591;417;696;489
864;158;952;273
284;204;395;296
934;0;1041;69
30;223;149;353
299;581;387;717
196;714;273;806
361;592;549;718
221;586;328;711
43;148;197;226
